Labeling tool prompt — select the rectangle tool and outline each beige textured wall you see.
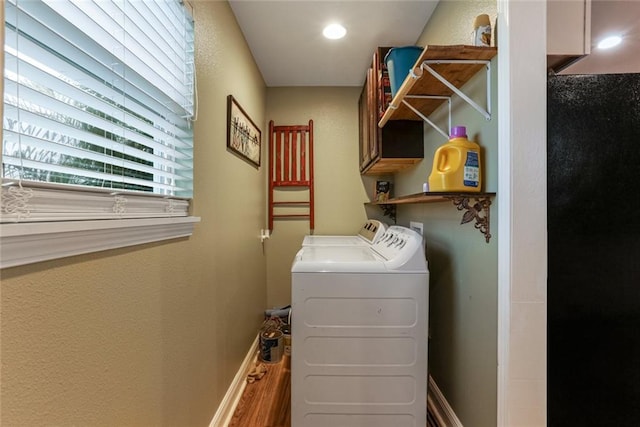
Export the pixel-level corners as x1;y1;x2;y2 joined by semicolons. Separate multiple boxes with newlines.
417;0;497;47
0;1;267;425
264;87;371;307
394;1;499;426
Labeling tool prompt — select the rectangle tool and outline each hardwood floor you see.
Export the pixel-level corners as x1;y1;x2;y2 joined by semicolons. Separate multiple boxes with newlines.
228;354;439;427
228;355;291;427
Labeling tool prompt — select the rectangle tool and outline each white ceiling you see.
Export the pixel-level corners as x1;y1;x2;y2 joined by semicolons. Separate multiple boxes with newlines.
229;0;639;87
228;0;438;87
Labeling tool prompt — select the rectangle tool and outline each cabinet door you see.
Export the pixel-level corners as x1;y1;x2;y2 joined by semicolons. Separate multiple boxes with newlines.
367;67;379;162
547;0;590;55
547;0;591;70
358;72;371;171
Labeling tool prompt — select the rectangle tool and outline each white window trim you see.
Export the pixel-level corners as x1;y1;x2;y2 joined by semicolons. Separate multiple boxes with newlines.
1;1;200;270
0;215;200;269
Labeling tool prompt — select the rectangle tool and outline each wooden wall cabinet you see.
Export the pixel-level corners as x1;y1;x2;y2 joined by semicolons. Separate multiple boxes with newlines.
547;0;591;72
359;47;423;175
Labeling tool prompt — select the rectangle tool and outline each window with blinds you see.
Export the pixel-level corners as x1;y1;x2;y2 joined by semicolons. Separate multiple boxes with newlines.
1;0;195;223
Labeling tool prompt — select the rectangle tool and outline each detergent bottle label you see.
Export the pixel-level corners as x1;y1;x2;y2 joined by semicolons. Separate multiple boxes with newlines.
463;151;480;187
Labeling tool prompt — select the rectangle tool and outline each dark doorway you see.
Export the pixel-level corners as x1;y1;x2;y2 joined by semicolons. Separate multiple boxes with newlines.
547;73;640;426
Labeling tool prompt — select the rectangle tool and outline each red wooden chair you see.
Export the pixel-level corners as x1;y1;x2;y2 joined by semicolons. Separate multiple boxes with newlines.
268;120;314;232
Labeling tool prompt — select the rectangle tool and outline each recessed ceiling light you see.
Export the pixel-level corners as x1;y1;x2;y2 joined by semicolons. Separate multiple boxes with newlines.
597;35;622;49
323;23;346;40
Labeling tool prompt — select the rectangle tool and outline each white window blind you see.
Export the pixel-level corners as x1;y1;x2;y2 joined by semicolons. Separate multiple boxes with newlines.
1;0;195;223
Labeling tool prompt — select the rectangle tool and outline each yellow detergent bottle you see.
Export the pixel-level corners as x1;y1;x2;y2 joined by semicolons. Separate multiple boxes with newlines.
428;126;482;192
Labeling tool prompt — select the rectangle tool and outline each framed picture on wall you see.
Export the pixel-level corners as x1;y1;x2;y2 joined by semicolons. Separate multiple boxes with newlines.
226;95;262;167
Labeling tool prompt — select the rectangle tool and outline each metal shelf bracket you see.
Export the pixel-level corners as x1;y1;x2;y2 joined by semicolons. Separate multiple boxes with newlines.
401;95;451;140
445;195;492;243
379;204;397;223
420;59;492;122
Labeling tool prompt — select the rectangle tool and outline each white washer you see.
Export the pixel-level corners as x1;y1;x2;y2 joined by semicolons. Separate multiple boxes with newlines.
291;225;429;427
302;219;387;247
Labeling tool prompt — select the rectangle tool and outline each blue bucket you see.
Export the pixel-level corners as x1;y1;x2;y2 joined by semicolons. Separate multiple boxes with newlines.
384;46;423;98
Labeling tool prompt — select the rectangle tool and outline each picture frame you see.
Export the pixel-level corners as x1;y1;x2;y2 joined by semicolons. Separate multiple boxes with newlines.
227;95;262;167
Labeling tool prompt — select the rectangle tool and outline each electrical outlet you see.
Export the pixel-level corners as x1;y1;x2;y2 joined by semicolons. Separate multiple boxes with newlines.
409;221;423;236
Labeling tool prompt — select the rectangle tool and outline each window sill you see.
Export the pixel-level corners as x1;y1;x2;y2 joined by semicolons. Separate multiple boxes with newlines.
0;216;200;269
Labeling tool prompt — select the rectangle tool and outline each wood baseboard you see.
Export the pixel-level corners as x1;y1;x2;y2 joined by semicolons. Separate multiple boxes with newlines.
427;374;464;427
210;335;259;427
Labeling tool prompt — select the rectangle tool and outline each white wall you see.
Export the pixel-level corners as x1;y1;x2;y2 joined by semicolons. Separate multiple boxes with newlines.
497;1;547;425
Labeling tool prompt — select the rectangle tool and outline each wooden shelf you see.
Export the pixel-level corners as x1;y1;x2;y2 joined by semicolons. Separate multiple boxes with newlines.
370;191;495;205
378;45;498;127
362;158;422;175
370;191;496;243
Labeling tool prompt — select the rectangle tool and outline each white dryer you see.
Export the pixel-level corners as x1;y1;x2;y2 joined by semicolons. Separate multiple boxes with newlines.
301;219;387;247
291;225;429;427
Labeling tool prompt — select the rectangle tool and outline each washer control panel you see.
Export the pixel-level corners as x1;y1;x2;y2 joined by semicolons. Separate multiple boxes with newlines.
372;225;422;262
357;219;387;244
